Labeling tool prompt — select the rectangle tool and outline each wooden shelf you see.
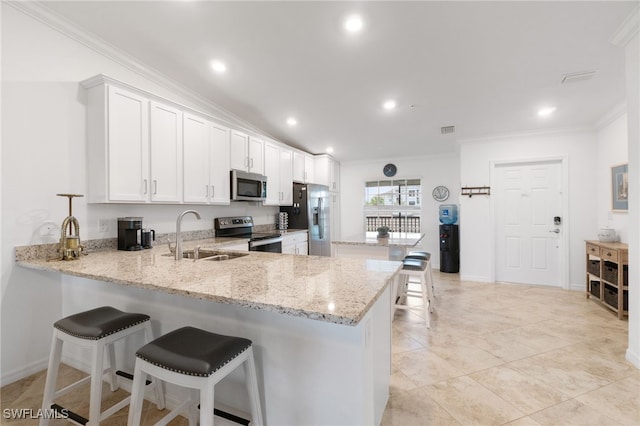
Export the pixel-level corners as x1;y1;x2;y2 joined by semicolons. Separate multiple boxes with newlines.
585;240;629;319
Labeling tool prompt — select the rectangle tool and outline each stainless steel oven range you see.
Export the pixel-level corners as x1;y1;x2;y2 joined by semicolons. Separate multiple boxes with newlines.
214;216;282;253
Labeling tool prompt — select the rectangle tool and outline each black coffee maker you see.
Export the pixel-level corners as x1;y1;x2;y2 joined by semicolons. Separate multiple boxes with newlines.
118;217;143;251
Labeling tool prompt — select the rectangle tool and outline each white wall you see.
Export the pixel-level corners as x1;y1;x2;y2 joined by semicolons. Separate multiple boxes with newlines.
620;23;639;368
340;154;460;269
596;111;629;242
459;130;598;288
1;5;278;383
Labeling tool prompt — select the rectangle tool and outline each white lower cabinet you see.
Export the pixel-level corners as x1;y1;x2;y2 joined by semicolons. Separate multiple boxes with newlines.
183;113;230;205
282;232;308;255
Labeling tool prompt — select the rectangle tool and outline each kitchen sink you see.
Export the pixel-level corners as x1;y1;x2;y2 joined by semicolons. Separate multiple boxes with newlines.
203;252;249;261
163;248;249;261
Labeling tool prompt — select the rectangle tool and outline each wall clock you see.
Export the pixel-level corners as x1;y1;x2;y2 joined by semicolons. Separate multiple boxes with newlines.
432;185;450;202
383;163;397;177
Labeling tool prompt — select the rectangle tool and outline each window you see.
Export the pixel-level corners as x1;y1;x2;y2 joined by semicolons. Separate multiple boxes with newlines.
364;179;421;233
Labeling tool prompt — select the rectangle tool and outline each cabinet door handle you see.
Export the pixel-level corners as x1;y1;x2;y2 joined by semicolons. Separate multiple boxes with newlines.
143;179;148;194
205;185;209;197
250;158;254;169
153;180;158;195
211;185;215;198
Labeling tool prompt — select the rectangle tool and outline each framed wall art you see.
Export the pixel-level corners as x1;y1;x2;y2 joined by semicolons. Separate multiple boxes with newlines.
611;163;628;212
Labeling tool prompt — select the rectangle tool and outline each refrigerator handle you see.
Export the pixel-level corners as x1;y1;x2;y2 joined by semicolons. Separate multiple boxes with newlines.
318;198;324;239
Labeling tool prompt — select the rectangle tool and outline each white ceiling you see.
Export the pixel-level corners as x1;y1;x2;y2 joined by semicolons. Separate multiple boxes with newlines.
40;1;636;162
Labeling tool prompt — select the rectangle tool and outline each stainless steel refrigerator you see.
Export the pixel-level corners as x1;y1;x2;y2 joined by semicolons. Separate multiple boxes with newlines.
281;183;331;256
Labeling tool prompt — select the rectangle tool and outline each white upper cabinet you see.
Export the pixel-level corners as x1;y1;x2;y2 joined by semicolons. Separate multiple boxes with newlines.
82;75;310;205
230;131;264;175
86;84;149;203
293;151;315;183
183;113;230;205
230;130;249;171
149;101;182;202
264;142;293;206
209;123;231;204
264;142;281;206
314;154;340;192
183;113;210;204
280;148;293;205
248;136;265;175
330;159;340;192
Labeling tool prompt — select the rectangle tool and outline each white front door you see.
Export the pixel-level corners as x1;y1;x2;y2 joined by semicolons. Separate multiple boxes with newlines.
495;161;563;286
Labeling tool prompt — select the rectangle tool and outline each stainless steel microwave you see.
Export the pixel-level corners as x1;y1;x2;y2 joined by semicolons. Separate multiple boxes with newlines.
230;169;267;201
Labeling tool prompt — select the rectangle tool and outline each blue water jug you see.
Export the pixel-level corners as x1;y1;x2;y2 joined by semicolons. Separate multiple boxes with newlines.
439;204;458;224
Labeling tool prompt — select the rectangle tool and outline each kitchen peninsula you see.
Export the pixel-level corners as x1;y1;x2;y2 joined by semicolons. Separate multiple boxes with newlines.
16;239;400;425
332;232;426;260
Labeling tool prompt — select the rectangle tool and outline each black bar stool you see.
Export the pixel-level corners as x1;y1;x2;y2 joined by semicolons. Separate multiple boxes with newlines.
395;258;434;328
127;326;263;426
41;306;164;425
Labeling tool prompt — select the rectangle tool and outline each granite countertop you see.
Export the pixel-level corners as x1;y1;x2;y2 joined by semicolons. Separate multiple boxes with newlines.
15;237;400;326
332;232;425;248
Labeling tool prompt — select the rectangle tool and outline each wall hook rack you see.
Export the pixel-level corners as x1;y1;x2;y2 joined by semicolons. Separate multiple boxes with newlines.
461;186;491;197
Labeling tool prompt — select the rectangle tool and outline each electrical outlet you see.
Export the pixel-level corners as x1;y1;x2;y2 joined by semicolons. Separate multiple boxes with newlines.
98;219;109;233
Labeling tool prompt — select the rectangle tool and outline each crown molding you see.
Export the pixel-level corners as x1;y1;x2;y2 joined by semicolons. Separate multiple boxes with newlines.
610;5;640;47
458;126;594;145
595;102;627;130
5;0;275;139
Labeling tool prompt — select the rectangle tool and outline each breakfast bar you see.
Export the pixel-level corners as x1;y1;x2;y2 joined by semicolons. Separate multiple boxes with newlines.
16;241;401;425
332;232;426;260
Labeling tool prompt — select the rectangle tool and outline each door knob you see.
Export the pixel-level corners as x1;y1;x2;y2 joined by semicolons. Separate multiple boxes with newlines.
549;229;560;234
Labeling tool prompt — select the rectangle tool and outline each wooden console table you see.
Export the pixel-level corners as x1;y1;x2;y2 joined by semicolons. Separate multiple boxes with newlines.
585;240;629;319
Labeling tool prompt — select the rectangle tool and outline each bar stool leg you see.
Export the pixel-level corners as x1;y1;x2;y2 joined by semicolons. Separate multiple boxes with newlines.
40;333;63;426
143;322;165;410
244;349;264;426
420;277;431;328
127;360;146;426
106;343;118;392
426;260;435;312
88;341;106;426
188;389;199;426
200;379;215;426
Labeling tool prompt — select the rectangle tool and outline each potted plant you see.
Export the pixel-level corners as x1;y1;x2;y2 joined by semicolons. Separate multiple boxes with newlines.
377;226;390;239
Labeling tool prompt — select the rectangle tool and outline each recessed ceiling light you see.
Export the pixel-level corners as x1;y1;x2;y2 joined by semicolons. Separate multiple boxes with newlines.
287;117;297;126
344;14;363;33
383;100;397;110
538;106;556;117
326;147;334;154
210;60;227;74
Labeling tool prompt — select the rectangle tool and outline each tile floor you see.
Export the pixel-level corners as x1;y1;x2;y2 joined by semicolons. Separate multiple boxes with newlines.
383;272;639;426
1;272;638;425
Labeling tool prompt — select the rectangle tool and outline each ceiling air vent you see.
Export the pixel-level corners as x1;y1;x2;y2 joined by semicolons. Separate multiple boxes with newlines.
560;70;597;84
440;125;455;135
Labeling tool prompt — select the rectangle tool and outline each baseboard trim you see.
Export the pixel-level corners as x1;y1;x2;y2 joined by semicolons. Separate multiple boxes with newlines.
459;275;493;283
626;347;640;369
569;283;585;292
1;358;49;386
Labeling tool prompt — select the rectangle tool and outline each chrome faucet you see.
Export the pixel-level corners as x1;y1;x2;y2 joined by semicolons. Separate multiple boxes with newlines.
175;210;201;260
